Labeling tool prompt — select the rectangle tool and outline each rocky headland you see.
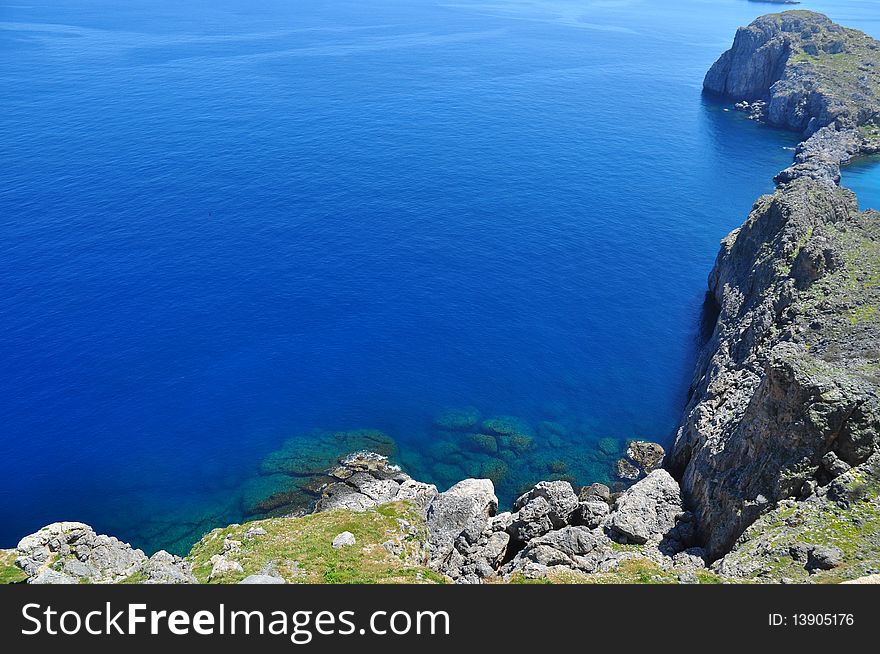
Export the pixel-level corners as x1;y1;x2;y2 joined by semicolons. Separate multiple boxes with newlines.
2;11;879;585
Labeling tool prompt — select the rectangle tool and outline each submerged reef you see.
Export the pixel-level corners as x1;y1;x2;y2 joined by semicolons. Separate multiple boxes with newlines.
242;407;650;522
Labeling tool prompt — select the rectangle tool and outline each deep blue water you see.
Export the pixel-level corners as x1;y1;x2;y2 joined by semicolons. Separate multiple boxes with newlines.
845;156;880;211
1;0;878;553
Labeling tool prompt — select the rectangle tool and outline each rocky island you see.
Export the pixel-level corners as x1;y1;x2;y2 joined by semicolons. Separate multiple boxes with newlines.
2;11;878;585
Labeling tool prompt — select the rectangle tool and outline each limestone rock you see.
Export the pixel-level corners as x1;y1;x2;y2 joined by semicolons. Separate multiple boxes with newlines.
142;550;196;584
703;11;880;135
209;555;244;580
606;470;685;545
239;574;285;584
332;531;356;549
576;500;611;529
426;479;497;566
508;481;579;543
626;441;665;474
16;522;147;584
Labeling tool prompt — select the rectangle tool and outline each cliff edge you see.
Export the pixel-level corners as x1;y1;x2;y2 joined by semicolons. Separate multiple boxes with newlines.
672;11;880;566
703;10;879;135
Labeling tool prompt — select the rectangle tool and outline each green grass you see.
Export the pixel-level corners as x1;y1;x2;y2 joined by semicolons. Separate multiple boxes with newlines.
186;502;445;584
726;470;880;584
508;558;728;585
0;550;26;584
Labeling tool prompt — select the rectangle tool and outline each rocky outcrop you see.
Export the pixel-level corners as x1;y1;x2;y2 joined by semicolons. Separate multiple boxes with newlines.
672;175;880;559
704;11;879;135
315;451;438;514
711;454;880;582
614;440;666;482
674;12;880;561
422;467;702;583
14;522;195;584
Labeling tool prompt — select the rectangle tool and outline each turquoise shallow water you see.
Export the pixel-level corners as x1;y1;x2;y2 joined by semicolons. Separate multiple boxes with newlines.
0;0;878;553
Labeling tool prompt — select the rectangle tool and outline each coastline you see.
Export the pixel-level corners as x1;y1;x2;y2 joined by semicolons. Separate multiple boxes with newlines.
3;10;880;585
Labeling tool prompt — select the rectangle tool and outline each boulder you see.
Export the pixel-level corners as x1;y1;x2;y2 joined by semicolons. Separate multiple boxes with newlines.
576;500;611;529
426;479;498;564
579;483;611;504
606;470;684;545
807;545;843;571
332;532;357;549
626;441;665;473
508;481;578;542
209;555;244;580
141;550;196;584
615;458;640;481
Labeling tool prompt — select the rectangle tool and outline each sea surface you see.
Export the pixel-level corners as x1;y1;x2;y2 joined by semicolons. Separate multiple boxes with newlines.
1;0;878;554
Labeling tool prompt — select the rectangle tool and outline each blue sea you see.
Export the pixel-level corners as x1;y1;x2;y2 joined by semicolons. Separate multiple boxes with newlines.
1;0;878;554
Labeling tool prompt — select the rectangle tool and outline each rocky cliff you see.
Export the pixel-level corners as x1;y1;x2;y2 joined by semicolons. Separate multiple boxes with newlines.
671;11;880;566
703;11;879;135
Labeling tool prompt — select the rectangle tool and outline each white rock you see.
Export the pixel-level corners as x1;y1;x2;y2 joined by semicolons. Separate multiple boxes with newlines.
332;531;357;549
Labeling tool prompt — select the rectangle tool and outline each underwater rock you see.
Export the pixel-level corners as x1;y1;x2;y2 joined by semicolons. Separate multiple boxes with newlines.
479;459;509;485
505;433;534;454
481;415;534;438
433;407;482;432
240;474;321;517
259;429;396;477
615;458;640;481
597;437;622;457
538;421;568;439
468;433;499;454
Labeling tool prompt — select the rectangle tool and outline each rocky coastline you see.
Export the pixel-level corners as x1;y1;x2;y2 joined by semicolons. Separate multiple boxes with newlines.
3;11;879;585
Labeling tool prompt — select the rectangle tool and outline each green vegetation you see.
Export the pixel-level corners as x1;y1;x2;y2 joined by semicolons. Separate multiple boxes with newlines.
509;558;728;585
726;468;880;583
186;502;445;584
860;124;880;148
0;550;26;584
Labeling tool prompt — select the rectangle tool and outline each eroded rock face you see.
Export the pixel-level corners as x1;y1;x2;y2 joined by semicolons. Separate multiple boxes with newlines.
675;16;880;560
671;172;880;558
703;11;880;135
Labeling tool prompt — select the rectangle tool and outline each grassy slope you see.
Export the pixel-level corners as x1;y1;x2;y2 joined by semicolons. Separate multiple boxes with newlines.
0;550;26;584
185;502;445;584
